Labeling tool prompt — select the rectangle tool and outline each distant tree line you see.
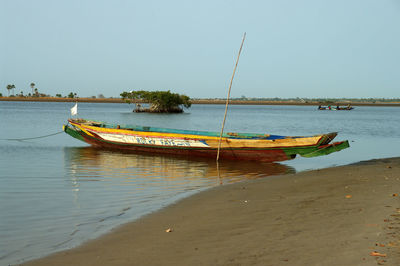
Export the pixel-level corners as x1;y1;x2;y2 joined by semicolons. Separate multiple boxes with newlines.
2;82;82;99
2;84;399;104
204;97;400;103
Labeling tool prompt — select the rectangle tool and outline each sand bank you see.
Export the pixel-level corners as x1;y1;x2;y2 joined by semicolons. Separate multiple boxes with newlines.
1;97;400;106
24;158;400;266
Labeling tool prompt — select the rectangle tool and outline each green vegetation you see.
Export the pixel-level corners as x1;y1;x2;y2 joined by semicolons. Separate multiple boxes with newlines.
68;92;77;98
120;90;191;113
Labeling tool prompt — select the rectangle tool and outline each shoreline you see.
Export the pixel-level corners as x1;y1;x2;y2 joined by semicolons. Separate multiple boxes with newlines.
1;97;400;106
23;157;400;266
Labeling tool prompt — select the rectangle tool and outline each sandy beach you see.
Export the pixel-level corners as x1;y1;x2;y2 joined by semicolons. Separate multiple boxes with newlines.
23;157;400;266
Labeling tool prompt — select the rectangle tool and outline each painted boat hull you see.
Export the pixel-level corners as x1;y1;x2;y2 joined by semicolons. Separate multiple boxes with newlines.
64;119;349;162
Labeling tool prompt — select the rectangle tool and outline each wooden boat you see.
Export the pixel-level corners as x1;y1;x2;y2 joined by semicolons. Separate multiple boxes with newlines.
318;106;354;110
63;118;349;162
336;106;354;110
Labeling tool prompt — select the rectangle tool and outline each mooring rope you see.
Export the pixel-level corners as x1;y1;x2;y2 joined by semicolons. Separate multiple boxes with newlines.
0;130;64;141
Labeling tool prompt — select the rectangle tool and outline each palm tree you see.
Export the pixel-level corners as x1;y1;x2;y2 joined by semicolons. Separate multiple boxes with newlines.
6;85;11;96
6;84;15;96
30;83;35;96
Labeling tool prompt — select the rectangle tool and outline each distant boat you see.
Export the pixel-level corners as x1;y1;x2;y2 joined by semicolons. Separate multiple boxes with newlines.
63;119;349;163
318;105;354;110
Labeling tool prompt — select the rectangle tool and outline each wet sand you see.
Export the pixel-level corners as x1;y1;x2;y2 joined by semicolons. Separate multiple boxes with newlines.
24;157;400;266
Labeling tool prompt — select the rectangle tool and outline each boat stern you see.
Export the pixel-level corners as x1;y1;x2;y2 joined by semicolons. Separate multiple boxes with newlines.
300;140;350;158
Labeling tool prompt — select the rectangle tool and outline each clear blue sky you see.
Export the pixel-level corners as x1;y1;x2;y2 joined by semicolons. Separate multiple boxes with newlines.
1;0;399;98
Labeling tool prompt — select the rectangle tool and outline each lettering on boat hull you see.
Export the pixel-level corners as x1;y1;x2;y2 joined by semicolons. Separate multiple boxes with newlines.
93;131;210;148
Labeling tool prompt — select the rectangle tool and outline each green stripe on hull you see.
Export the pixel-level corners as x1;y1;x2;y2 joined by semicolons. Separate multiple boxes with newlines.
282;140;350;158
63;124;86;142
299;141;350;158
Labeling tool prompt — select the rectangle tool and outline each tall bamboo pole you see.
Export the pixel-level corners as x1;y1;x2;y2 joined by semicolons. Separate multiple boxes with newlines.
216;33;246;161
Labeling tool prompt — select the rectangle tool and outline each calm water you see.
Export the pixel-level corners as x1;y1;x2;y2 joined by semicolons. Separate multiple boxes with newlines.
1;102;400;265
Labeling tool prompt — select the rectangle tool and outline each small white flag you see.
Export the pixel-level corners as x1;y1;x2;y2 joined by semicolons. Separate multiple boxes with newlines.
71;103;78;116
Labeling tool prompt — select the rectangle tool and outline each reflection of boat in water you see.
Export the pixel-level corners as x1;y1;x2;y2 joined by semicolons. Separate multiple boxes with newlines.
64;147;295;183
64;118;349;163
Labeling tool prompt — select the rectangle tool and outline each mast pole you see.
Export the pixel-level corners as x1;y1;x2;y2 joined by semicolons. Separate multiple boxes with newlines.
216;33;246;162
